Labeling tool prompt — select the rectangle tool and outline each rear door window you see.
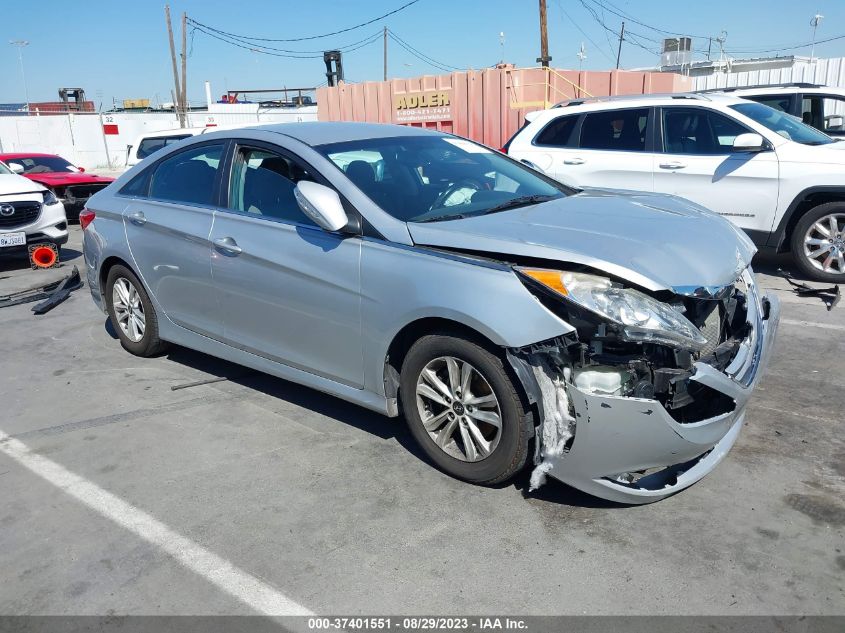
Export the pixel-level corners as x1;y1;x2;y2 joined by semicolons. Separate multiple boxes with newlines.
148;143;224;206
579;108;649;152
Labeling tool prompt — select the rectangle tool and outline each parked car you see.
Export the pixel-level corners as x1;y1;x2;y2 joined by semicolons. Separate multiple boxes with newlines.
701;83;845;139
126;124;255;169
0;160;68;258
125;127;205;169
504;92;845;281
0;153;113;220
81;122;779;504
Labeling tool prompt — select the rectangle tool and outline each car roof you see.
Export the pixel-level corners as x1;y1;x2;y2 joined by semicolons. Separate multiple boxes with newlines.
137;127;206;139
702;85;845;96
529;92;745;122
256;121;444;145
0;152;63;159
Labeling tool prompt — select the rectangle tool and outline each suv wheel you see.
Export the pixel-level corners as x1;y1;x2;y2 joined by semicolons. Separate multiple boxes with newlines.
791;203;845;282
399;334;532;485
105;265;167;357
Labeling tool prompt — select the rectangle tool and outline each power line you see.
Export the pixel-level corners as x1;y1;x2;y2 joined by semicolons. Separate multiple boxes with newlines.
387;29;460;72
188;0;421;43
583;0;711;40
554;0;616;64
724;33;845;55
188;21;383;55
190;23;383;58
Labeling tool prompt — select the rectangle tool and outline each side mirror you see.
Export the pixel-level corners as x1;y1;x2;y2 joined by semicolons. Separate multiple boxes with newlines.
77;166;86;172
8;162;24;174
520;158;542;172
733;133;766;152
294;181;349;232
826;115;844;130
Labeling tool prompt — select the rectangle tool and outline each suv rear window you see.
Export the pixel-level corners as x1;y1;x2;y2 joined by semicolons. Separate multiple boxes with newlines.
534;115;578;147
579;108;649;152
137;135;193;159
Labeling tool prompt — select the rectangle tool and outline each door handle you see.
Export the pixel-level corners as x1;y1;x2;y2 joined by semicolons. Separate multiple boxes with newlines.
563;157;585;165
214;236;242;256
659;161;687;170
128;211;146;225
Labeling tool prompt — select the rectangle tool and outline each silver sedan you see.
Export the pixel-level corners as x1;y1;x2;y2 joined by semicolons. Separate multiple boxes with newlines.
81;122;779;504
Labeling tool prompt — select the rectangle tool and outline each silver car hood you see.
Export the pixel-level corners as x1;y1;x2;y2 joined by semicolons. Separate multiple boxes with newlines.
407;189;756;294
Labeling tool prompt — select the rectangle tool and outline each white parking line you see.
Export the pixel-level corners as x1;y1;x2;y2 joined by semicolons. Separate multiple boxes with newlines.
780;318;845;332
0;430;313;616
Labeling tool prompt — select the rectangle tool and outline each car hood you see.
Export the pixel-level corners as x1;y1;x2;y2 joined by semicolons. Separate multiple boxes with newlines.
24;172;114;187
0;173;45;196
407;189;756;294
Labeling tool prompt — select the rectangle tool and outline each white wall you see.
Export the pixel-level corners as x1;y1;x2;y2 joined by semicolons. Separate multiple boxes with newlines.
690;57;845;91
0;106;318;170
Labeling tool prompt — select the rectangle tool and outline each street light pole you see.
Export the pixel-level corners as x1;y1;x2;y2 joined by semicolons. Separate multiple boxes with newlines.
810;13;824;61
9;40;30;113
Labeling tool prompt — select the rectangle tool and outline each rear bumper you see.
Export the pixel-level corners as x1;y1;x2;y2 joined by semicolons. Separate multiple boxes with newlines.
545;279;780;504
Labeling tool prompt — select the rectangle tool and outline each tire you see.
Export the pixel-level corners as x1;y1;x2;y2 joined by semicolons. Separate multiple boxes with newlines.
399;333;532;485
790;202;845;282
105;264;168;357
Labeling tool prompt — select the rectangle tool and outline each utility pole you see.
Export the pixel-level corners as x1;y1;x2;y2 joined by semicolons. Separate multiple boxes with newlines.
810;13;824;61
383;26;388;81
181;12;188;120
165;5;184;127
615;22;625;69
9;40;30;113
537;0;551;67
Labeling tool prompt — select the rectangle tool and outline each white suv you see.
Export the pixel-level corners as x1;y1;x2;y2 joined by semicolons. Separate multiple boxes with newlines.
702;83;845;139
505;92;845;281
0;161;68;259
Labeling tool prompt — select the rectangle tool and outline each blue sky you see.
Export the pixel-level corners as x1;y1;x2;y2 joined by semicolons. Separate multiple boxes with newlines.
2;0;844;107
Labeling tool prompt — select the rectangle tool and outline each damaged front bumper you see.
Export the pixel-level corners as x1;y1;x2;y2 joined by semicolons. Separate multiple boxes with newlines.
515;275;780;505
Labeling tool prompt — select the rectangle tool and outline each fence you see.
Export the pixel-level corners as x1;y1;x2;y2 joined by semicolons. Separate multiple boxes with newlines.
0;106;318;170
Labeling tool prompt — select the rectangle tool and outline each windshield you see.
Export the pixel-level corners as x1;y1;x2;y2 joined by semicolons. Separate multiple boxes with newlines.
316;135;570;222
0;162;11;176
8;155;77;174
731;102;835;145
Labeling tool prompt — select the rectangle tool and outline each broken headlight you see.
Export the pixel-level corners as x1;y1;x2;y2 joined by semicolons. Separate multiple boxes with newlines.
517;269;707;351
42;189;58;206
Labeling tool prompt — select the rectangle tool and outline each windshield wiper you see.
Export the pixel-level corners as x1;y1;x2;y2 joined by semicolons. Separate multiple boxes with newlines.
414;213;473;223
482;194;558;215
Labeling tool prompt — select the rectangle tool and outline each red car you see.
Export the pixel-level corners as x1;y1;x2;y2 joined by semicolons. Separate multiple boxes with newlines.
0;153;114;219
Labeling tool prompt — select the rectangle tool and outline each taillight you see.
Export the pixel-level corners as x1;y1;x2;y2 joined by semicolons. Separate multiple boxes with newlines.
79;208;96;230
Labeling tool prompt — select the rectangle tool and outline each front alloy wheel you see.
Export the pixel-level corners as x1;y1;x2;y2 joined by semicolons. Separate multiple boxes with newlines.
802;212;845;275
415;356;502;462
400;334;532;485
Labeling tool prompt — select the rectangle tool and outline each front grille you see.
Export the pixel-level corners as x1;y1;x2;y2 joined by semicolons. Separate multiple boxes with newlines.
0;201;42;229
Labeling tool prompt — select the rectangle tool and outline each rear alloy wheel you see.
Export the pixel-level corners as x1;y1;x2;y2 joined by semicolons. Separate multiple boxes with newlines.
792;203;845;282
400;334;531;485
105;265;167;357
